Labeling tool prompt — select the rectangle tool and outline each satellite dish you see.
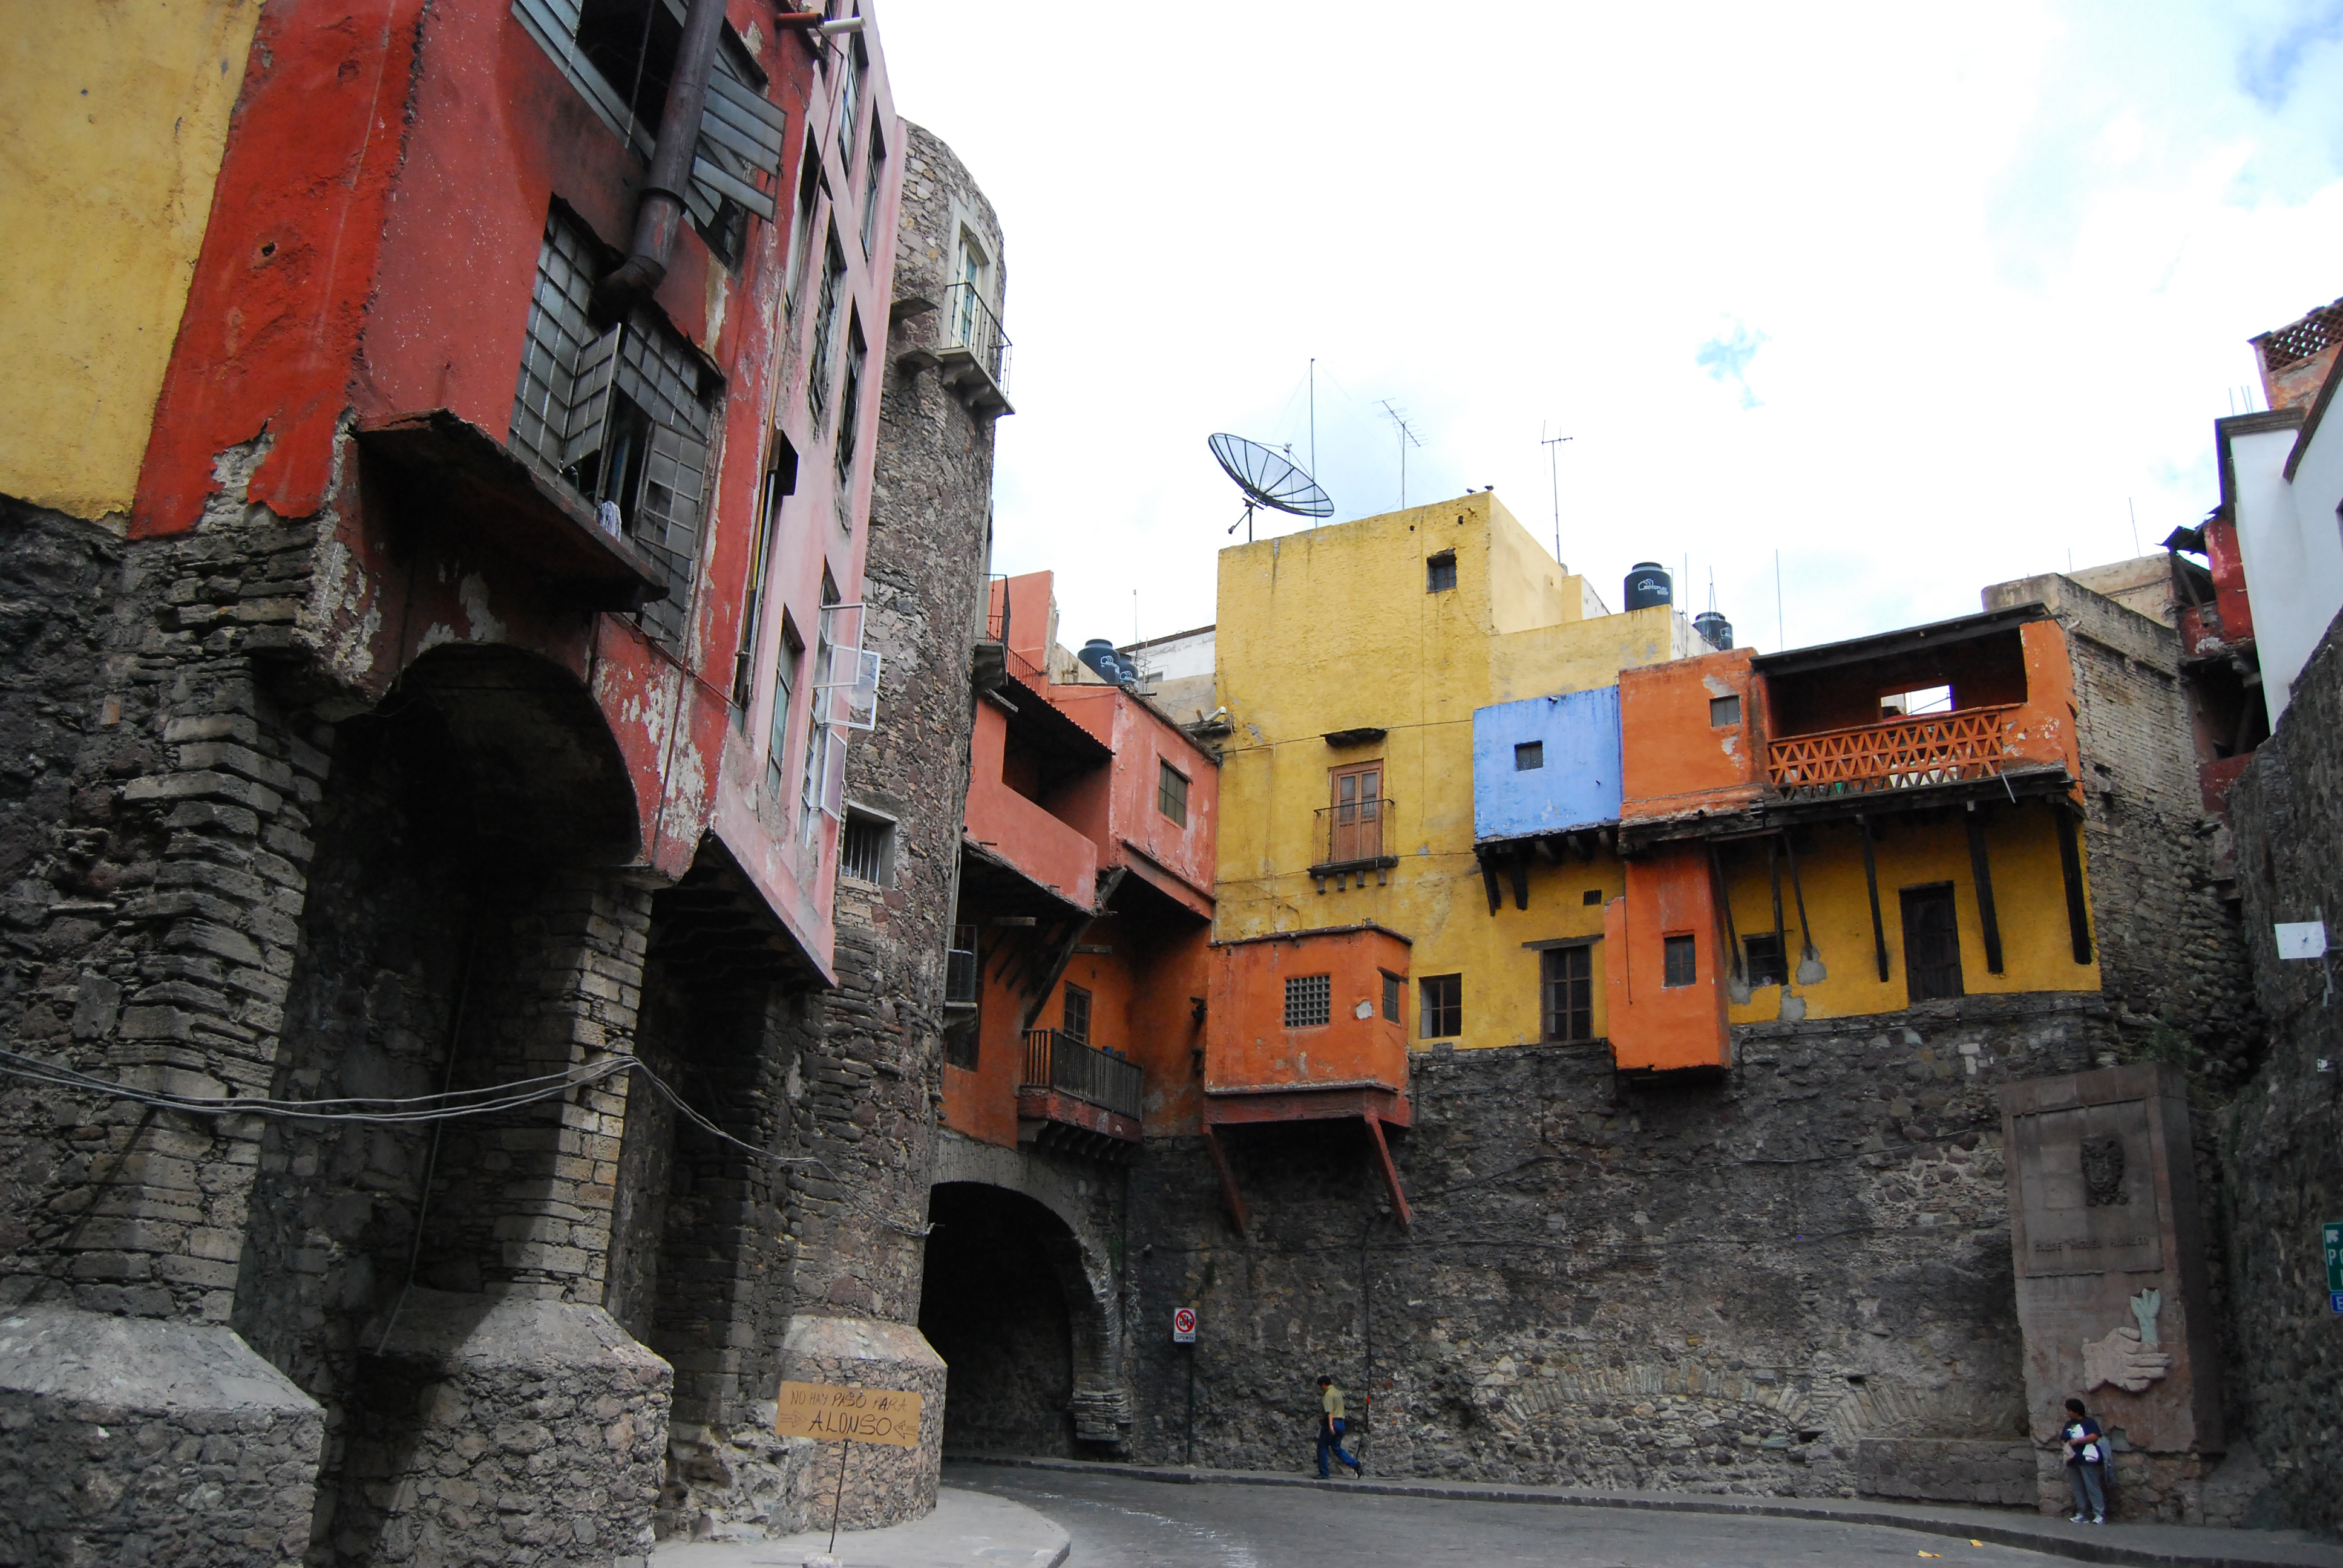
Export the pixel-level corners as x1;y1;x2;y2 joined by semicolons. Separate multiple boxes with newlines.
1210;433;1334;540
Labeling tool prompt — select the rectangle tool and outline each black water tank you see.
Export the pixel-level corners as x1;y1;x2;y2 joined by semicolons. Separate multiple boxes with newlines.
1694;611;1733;652
1625;561;1673;611
1077;638;1122;683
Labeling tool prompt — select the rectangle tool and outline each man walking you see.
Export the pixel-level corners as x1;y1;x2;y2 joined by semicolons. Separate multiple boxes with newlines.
1316;1375;1363;1479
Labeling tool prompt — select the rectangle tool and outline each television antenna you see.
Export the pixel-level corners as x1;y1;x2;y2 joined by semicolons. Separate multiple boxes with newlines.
1210;433;1334;542
1541;425;1574;564
1380;402;1421;508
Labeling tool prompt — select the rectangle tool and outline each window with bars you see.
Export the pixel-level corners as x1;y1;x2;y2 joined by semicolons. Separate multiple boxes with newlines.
1662;933;1698;988
1157;761;1188;826
1427;552;1457;593
510;211;716;647
1419;973;1461;1038
1742;932;1788;988
1283;973;1331;1030
840;811;892;884
1514;740;1544;771
1541;944;1594;1042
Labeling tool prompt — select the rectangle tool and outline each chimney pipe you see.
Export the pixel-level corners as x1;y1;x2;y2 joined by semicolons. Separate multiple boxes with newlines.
594;0;730;316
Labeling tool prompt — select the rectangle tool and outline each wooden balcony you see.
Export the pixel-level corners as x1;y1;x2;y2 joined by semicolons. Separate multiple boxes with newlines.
1768;705;2019;799
1017;1028;1141;1159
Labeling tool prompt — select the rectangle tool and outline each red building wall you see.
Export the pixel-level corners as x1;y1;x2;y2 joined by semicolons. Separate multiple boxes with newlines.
125;0;897;972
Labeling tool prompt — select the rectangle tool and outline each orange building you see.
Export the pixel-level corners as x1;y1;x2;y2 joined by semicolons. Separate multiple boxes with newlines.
1607;604;2092;1070
945;572;1219;1161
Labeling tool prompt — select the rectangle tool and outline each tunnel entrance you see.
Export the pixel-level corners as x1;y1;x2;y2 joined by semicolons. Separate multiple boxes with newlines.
917;1181;1108;1457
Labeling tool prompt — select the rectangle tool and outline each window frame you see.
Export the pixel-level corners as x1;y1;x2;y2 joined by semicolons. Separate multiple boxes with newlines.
1157;760;1190;826
1060;982;1092;1045
1328;760;1384;864
1380;971;1403;1024
1418;973;1463;1039
1742;931;1789;988
1540;943;1595;1043
1662;933;1698;988
1426;551;1458;593
1513;740;1544;771
1709;694;1742;728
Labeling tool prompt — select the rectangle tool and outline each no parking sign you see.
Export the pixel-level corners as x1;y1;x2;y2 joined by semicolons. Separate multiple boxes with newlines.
1172;1306;1198;1343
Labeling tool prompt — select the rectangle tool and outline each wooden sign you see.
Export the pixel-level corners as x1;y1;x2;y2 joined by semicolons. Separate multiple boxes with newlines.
774;1381;924;1448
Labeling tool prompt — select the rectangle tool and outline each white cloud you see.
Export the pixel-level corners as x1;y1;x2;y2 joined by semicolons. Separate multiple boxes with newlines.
874;0;2343;653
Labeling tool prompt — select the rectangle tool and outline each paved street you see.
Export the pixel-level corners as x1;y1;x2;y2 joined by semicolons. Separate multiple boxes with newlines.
951;1466;2080;1568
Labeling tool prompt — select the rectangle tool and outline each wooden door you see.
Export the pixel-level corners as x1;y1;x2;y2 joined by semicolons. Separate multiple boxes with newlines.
1331;762;1383;863
1900;884;1964;1000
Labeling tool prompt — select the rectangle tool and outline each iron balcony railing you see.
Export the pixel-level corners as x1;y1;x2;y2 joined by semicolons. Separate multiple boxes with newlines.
939;281;1012;396
1767;705;2018;797
1312;795;1395;867
981;574;1010;645
1020;1029;1143;1123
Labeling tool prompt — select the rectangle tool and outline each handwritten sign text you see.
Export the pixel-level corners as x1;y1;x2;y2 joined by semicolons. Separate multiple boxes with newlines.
775;1381;923;1448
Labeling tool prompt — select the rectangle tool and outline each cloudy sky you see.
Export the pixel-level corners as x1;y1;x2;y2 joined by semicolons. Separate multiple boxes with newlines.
877;1;2343;656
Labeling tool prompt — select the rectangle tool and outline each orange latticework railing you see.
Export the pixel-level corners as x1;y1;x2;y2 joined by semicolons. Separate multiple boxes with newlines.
1768;705;2017;795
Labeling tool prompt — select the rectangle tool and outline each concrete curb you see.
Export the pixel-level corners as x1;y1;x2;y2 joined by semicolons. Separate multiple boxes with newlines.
946;1455;2342;1568
655;1485;1069;1568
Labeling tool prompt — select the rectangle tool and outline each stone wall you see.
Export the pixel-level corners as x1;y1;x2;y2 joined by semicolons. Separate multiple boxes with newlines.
2221;607;2343;1540
1988;573;2261;1086
1122;999;2125;1493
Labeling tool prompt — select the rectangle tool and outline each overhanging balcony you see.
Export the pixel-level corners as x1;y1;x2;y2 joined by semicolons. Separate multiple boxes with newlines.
1018;1028;1141;1158
1768;705;2020;799
899;283;1013;416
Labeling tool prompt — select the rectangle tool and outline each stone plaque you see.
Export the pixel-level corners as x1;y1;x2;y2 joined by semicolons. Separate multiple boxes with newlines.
1999;1063;2221;1461
2011;1099;2163;1276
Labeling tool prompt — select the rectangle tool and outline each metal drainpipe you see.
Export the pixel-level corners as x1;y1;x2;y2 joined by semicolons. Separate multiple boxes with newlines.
595;0;732;315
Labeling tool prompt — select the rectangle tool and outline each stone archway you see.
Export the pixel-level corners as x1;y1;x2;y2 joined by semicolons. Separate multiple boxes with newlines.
917;1177;1129;1455
232;641;666;1566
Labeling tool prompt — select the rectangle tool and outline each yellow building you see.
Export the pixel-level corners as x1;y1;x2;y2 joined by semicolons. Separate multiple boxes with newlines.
0;0;261;526
1208;491;1689;1056
1205;491;2105;1093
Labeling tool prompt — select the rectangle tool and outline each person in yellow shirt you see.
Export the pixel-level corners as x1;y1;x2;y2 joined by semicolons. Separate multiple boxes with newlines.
1316;1376;1362;1478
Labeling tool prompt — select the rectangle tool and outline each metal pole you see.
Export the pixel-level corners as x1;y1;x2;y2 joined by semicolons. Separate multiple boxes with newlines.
1184;1344;1195;1466
827;1436;853;1553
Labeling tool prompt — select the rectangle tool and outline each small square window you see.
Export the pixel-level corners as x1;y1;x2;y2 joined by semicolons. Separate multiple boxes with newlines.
841;811;893;884
1381;972;1402;1022
1662;934;1698;988
1514;740;1544;771
1710;694;1742;728
1582;889;1603;906
1419;973;1462;1038
1743;932;1788;987
1426;552;1457;593
1284;973;1332;1029
1158;760;1189;826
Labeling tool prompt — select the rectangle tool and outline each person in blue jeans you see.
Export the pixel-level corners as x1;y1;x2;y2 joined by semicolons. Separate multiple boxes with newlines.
2061;1397;2107;1524
1316;1376;1362;1478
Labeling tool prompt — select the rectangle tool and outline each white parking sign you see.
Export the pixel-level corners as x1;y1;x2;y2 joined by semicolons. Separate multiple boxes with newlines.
1172;1307;1197;1343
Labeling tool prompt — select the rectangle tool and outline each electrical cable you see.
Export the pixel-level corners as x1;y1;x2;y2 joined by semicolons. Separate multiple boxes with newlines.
0;1044;936;1238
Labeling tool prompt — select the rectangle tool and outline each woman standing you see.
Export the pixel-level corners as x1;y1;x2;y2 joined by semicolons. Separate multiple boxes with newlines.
2060;1397;2108;1524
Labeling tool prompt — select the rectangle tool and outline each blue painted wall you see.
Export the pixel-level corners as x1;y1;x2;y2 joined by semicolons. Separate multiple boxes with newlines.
1473;685;1622;840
